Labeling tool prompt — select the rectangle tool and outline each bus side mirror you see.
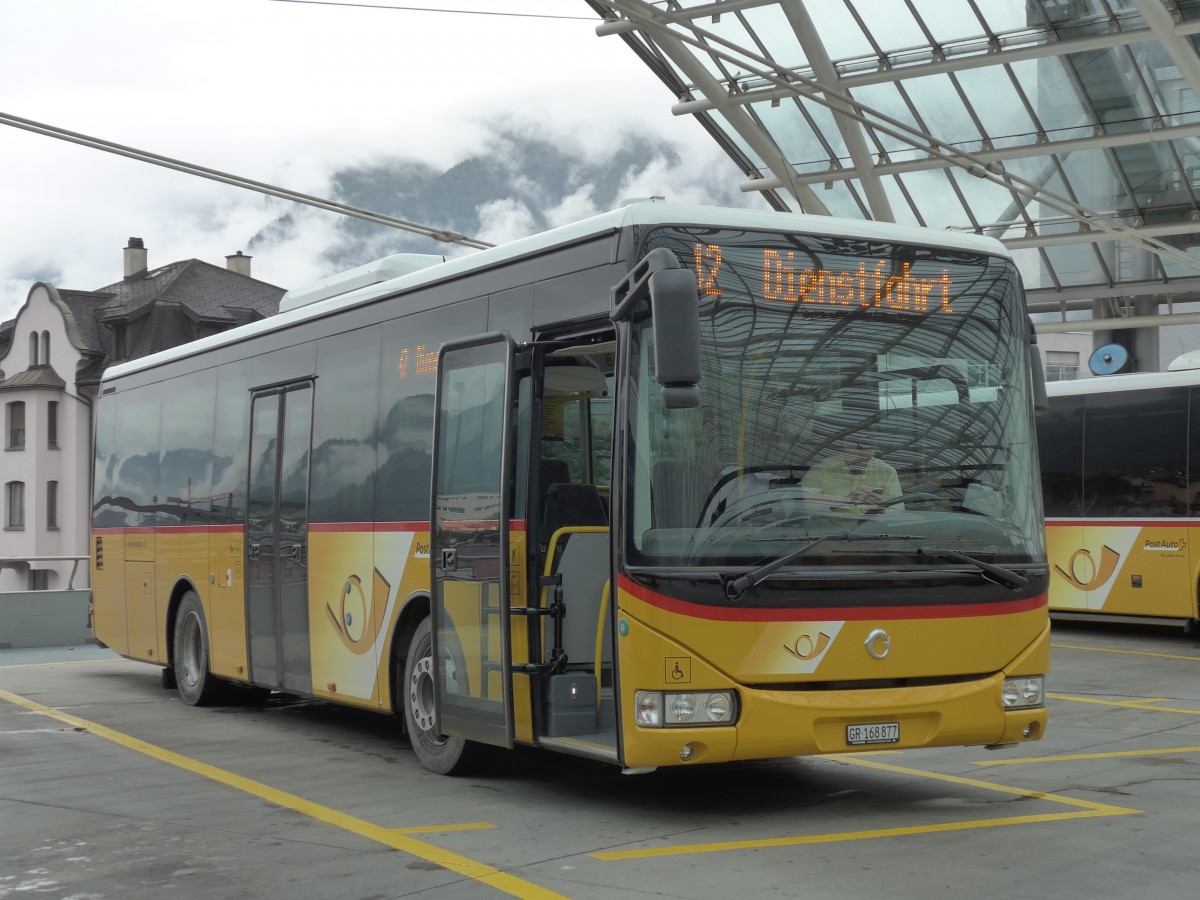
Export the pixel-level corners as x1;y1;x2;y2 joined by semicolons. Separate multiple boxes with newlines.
1028;319;1048;415
650;268;701;409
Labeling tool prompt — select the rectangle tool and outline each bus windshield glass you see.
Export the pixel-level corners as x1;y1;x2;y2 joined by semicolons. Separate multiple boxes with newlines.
625;226;1044;576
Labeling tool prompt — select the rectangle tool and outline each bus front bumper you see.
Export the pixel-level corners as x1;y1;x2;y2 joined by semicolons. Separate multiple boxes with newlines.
621;672;1046;769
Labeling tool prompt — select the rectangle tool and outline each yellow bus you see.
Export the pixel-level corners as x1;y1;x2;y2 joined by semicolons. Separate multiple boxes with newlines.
1040;368;1200;629
90;201;1049;774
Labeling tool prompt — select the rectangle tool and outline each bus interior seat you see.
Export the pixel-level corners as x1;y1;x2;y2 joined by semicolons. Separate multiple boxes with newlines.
543;483;607;549
539;458;572;495
537;459;572;547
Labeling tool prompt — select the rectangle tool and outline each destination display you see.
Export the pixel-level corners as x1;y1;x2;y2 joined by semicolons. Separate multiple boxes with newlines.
693;242;956;314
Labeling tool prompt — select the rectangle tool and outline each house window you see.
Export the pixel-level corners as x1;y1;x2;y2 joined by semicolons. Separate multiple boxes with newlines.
47;480;59;530
42;331;50;367
5;481;24;529
6;401;25;450
29;332;38;366
1046;351;1080;383
47;400;59;449
113;324;128;360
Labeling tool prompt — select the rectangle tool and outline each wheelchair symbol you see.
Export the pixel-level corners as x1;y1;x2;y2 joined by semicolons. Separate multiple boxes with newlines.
664;657;691;683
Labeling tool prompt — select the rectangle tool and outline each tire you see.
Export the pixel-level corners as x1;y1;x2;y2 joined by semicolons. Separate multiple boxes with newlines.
173;590;225;706
403;616;489;775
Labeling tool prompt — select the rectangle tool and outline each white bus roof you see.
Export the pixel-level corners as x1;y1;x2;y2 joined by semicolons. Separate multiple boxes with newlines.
1046;368;1200;398
103;200;1014;381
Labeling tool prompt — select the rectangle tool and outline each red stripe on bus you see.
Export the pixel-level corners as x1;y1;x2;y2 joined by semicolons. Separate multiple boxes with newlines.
617;575;1047;622
91;524;244;536
309;521;423;533
1046;519;1200;528
93;520;528;536
310;520;527;533
155;525;243;535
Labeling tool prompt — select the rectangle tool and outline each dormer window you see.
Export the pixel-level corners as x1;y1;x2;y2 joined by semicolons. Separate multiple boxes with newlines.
113;323;128;360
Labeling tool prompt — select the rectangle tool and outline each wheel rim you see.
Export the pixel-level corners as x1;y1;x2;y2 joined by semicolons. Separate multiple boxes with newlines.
179;611;203;688
408;643;459;746
409;655;438;735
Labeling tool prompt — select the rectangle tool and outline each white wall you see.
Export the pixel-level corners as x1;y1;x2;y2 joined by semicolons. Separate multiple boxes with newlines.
0;284;90;592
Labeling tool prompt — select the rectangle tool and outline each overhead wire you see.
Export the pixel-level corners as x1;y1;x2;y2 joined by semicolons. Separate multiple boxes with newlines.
0;4;607;251
0;112;495;251
267;0;595;20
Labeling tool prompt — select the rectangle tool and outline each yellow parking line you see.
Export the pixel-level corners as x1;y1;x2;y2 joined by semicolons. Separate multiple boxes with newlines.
1048;692;1200;715
1052;643;1200;662
831;755;1124;812
389;823;496;835
976;746;1200;766
593;810;1119;859
0;657;123;669
592;755;1138;861
0;686;568;900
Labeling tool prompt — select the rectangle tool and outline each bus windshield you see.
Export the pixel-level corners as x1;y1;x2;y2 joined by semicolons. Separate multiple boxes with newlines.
625;227;1044;578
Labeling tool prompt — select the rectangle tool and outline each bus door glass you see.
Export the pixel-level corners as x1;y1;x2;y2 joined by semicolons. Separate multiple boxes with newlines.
530;337;616;749
431;333;515;749
246;383;314;693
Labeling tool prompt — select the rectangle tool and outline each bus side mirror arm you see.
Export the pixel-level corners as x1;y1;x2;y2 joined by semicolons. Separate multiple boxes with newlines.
610;248;702;409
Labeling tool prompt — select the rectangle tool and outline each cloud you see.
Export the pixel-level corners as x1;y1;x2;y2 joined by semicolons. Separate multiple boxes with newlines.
475;198;540;246
0;122;753;323
0;1;757;322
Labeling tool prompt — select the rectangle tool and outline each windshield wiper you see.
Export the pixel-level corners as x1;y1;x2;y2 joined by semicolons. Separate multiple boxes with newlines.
917;548;1027;590
725;532;925;601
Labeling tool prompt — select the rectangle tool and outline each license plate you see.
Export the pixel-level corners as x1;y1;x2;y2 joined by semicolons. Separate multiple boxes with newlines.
846;722;900;745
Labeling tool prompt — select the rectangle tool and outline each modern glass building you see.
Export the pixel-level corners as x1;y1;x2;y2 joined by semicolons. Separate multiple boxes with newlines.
586;0;1200;373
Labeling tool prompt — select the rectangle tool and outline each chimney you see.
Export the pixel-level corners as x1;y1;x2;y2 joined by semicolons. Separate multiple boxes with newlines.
225;250;252;278
124;237;148;279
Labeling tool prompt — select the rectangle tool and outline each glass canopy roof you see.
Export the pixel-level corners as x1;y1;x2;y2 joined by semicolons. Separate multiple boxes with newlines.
584;0;1200;332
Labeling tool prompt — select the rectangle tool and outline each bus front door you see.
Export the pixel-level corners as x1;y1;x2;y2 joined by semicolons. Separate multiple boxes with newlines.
430;333;516;750
246;383;314;694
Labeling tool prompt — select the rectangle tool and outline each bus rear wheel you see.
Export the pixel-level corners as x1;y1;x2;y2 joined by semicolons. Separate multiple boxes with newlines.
403;617;487;775
174;591;224;706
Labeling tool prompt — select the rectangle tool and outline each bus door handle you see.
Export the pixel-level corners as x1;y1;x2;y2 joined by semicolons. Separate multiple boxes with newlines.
248;543;261;561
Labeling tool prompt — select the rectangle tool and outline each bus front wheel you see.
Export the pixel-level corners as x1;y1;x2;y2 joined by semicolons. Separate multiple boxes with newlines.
403;617;485;775
174;591;223;706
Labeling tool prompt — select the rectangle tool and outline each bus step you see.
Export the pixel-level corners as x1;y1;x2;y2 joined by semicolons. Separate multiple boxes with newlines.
543;673;598;737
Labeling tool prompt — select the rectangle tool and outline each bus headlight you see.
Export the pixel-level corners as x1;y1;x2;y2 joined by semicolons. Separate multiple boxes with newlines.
1002;676;1044;709
636;690;738;727
636;691;662;726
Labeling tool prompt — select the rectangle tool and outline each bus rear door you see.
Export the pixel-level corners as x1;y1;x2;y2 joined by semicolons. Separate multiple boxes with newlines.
246;382;314;694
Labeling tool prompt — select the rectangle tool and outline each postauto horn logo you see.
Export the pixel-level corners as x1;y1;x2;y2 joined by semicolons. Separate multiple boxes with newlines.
1054;544;1120;591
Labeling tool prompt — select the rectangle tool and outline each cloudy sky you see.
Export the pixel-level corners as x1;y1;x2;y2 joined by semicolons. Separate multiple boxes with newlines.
0;0;754;322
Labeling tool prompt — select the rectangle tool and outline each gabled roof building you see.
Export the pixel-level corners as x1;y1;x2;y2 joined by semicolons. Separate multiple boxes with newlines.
0;239;284;597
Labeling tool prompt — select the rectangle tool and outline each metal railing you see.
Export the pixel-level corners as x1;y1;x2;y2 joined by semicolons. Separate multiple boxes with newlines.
0;555;89;590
